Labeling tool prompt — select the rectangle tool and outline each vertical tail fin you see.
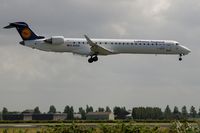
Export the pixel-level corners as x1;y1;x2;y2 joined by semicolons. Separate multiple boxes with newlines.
4;22;44;40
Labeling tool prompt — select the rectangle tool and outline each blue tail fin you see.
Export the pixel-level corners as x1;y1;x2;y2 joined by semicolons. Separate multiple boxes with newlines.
4;22;45;40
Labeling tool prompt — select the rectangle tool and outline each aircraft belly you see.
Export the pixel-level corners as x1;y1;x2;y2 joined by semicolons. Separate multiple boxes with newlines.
72;45;91;56
51;45;71;52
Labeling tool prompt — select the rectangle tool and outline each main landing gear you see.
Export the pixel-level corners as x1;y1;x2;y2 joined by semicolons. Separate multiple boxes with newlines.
179;54;182;61
88;55;98;63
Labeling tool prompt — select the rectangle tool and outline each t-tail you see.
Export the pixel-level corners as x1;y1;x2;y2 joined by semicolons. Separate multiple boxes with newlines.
4;22;45;41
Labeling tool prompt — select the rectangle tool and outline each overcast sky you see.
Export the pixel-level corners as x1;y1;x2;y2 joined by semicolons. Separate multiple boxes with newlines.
0;0;199;113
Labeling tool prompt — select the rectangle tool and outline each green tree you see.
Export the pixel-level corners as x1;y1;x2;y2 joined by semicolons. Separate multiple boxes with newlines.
198;108;200;117
69;106;74;120
79;107;86;120
2;107;8;114
152;107;163;119
164;105;172;119
86;105;93;113
135;107;145;119
98;107;105;112
64;105;74;120
132;108;136;119
181;106;188;119
64;105;70;114
33;106;41;114
173;106;181;119
113;106;129;119
190;106;197;118
48;105;56;114
139;107;146;119
132;107;162;120
114;107;121;119
105;106;111;112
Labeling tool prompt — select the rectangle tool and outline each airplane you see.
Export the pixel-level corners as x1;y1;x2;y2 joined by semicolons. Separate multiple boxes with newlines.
4;22;191;63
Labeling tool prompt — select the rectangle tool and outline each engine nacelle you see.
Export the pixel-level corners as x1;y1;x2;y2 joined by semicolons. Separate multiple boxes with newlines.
45;36;65;45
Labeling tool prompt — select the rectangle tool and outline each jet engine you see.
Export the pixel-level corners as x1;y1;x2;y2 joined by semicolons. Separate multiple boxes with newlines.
44;36;65;45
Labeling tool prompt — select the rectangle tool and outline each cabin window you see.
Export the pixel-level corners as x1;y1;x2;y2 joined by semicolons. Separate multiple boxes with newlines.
111;42;113;44
176;43;179;45
119;43;121;45
131;43;133;45
105;42;107;44
73;42;75;44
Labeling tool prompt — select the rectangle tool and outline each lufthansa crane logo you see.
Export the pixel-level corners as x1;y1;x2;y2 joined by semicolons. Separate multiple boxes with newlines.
21;28;31;39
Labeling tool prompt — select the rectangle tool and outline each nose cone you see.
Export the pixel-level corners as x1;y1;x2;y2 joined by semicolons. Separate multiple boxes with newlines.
185;47;191;54
180;45;191;55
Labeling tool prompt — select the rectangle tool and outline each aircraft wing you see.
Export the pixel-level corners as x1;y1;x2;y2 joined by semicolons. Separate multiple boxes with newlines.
84;35;113;55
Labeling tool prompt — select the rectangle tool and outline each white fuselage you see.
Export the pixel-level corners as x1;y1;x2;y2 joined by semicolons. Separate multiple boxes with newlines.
23;38;191;56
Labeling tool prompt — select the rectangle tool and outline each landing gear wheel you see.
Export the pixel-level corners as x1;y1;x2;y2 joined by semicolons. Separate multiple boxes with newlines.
88;58;93;63
88;54;99;63
93;56;98;62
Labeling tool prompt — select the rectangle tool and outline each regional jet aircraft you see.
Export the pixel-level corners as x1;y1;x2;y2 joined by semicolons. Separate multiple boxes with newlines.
4;22;191;63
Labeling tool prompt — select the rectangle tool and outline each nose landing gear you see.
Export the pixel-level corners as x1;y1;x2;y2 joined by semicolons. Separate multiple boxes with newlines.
88;55;98;63
179;54;182;61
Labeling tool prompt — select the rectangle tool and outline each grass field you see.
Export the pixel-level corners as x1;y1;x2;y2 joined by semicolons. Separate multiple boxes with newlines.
0;121;199;133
